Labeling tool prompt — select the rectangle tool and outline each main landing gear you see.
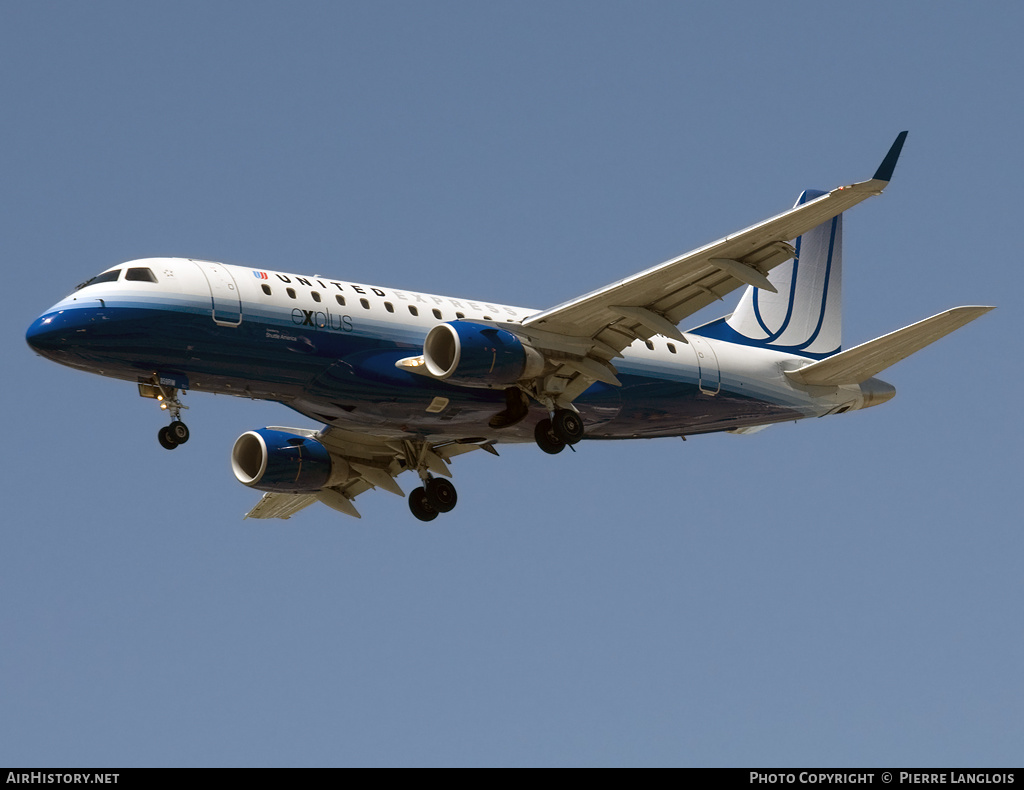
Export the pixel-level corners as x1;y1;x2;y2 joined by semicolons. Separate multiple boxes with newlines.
534;409;585;455
489;387;586;455
408;476;458;522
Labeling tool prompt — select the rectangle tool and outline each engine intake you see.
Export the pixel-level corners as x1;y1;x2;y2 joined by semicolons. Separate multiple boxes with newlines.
232;429;346;493
422;321;543;387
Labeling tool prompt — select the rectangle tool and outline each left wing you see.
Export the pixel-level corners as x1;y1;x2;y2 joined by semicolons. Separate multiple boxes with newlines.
242;425;497;520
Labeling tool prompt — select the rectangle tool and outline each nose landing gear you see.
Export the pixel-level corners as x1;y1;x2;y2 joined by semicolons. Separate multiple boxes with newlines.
158;420;190;450
139;378;191;450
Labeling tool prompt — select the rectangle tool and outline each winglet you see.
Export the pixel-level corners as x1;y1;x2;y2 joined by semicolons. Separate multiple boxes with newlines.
872;131;908;182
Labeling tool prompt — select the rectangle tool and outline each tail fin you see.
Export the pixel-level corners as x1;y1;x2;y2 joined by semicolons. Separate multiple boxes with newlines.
696;190;843;359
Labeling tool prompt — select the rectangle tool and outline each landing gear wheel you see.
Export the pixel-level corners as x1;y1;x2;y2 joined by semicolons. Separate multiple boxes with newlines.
534;418;566;455
158;425;179;450
168;420;190;445
426;477;458;513
552;409;584;445
408;487;439;522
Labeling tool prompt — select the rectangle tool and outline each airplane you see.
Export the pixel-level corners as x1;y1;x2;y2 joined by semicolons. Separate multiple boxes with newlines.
25;132;993;522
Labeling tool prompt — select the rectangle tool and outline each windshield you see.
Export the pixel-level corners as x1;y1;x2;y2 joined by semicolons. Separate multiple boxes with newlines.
74;269;121;291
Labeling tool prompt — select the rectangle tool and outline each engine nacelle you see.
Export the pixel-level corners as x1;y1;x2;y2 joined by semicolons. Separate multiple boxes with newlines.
422;321;544;387
231;429;348;493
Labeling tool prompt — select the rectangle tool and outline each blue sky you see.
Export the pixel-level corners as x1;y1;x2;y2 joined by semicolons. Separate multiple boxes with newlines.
3;1;1021;767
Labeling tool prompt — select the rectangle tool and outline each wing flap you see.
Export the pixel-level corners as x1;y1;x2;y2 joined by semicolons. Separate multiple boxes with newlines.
317;488;361;518
349;462;405;496
244;492;319;520
785;306;994;387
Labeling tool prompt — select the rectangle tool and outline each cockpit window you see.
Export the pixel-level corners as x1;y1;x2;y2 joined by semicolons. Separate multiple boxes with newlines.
75;269;121;291
125;267;158;283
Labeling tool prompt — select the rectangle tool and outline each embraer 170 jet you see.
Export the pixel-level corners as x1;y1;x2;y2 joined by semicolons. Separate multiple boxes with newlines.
26;133;992;521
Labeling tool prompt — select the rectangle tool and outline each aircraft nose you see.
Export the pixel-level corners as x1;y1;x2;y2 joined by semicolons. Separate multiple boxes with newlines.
26;311;76;358
26;313;59;352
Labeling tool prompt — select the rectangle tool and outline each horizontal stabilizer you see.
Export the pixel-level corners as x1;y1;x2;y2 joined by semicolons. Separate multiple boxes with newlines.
785;305;994;386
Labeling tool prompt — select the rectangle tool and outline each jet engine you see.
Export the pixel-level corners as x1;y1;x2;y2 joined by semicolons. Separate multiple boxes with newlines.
422;321;544;388
231;428;349;493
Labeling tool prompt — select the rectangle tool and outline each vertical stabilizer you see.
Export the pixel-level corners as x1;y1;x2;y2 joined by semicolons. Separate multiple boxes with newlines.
697;190;844;359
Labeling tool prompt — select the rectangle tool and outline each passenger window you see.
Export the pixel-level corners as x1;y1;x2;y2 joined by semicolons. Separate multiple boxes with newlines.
360;298;370;309
125;267;158;282
432;309;443;320
408;306;418;317
645;340;655;351
287;288;296;299
385;302;394;313
667;343;676;353
335;295;346;306
261;284;272;296
455;312;465;319
311;292;321;303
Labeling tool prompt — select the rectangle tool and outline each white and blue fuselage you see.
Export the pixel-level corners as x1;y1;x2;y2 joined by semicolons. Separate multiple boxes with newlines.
25;256;884;445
